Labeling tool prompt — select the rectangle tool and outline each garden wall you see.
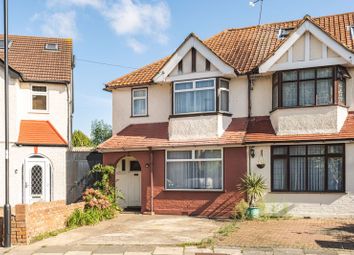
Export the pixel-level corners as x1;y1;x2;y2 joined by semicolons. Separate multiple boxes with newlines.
1;200;84;245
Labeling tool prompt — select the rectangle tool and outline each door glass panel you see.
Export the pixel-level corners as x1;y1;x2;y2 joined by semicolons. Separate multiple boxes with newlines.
31;165;43;196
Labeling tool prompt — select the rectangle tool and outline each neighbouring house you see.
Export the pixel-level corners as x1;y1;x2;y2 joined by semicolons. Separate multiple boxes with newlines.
98;12;354;218
0;35;73;206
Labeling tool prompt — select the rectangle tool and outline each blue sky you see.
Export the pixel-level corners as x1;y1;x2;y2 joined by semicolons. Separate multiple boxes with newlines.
7;0;354;135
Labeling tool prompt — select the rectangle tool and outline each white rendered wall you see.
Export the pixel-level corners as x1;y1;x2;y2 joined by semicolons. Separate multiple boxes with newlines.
250;144;354;218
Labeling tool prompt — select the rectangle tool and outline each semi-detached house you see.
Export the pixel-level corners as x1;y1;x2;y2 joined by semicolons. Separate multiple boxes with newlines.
98;12;354;217
0;35;73;206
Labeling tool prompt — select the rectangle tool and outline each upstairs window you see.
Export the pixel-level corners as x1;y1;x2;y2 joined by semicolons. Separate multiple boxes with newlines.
174;79;216;114
132;88;147;117
272;66;349;109
0;39;13;49
44;43;59;51
31;85;48;111
219;79;229;112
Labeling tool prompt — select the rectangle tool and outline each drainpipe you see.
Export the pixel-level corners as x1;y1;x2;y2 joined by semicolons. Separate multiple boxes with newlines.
247;73;252;118
148;147;155;215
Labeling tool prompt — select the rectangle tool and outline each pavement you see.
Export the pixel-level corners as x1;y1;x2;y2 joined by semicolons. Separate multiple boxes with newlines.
1;214;354;255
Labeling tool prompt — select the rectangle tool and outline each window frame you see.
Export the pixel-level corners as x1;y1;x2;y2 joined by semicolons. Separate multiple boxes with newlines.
271;144;345;193
131;87;148;117
173;78;217;115
30;85;49;113
272;66;348;110
218;78;230;113
164;148;224;191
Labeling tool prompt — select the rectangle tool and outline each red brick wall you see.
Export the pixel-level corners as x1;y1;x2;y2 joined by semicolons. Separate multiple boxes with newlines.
0;201;85;245
103;147;247;218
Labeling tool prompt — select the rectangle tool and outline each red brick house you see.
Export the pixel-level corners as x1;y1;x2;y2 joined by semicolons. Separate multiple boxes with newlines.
98;12;354;218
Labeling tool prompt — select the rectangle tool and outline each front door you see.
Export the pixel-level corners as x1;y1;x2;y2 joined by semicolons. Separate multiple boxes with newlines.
25;158;51;204
116;158;141;208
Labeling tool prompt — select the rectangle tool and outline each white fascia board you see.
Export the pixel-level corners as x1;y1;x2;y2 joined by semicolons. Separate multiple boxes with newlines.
166;71;224;82
153;36;236;83
259;21;354;73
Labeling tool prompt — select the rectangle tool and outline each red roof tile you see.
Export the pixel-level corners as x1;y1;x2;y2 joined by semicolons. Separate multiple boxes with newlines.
18;120;67;146
98;118;248;151
0;35;72;83
245;112;354;143
106;12;354;89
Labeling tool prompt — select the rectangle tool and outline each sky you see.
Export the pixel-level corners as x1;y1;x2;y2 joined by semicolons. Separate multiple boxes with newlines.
6;0;354;136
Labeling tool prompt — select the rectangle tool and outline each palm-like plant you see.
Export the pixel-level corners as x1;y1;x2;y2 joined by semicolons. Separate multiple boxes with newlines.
238;173;267;208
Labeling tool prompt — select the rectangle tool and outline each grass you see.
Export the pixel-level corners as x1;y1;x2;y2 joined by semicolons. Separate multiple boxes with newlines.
30;226;75;243
217;221;239;237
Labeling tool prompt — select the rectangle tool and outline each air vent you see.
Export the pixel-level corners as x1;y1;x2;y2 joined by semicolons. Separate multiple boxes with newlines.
0;40;13;49
44;43;59;51
277;28;294;40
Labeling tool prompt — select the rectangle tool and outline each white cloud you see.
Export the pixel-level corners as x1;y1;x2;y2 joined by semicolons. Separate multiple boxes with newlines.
46;0;104;9
127;38;146;53
32;11;78;39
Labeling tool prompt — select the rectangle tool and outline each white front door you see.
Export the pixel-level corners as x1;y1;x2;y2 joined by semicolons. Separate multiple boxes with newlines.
116;158;141;208
25;158;51;204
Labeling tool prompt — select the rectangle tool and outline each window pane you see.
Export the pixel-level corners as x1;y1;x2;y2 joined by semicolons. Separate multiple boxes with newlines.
196;80;214;88
273;146;287;155
32;86;47;92
273;84;278;109
290;157;306;191
328;145;343;154
282;82;297;107
328;157;343;191
282;71;297;81
195;150;221;159
308;156;325;191
32;95;47;110
31;165;43;195
166;162;194;189
338;80;346;105
299;81;315;106
273;159;287;190
195;161;222;189
133;99;146;115
316;79;333;105
220;80;229;89
175;82;193;90
195;89;215;112
308;145;325;155
175;91;194;114
317;67;333;78
133;90;146;97
167;151;192;160
299;69;315;80
220;90;229;112
289;146;306;155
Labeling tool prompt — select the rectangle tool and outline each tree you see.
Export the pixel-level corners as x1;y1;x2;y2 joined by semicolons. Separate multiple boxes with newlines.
71;130;93;147
91;119;112;146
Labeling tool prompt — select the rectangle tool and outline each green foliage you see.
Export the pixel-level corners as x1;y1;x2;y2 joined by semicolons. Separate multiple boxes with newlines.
238;173;267;208
67;207;116;228
90;119;112;146
232;199;249;220
83;188;111;209
71;130;93;147
217;221;238;237
90;164;118;203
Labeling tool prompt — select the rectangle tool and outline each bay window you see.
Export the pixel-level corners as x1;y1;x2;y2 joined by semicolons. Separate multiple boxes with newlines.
271;144;345;192
173;78;230;115
272;66;349;109
165;149;223;190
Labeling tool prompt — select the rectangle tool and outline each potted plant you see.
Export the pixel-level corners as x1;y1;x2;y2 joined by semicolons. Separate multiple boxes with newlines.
238;173;267;219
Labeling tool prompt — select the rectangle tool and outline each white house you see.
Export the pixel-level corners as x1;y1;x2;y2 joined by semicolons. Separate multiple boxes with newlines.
98;12;354;217
0;35;73;205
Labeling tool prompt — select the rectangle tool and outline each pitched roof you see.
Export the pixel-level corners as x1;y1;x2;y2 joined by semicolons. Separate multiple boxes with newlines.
97;118;248;151
245;112;354;144
0;35;72;83
106;12;354;89
18;120;67;146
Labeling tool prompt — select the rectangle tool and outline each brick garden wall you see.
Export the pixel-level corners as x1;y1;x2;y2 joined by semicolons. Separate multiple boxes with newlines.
1;200;84;245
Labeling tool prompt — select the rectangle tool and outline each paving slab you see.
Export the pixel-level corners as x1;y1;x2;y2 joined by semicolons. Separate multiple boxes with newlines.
213;247;242;255
123;252;151;255
184;246;213;255
153;246;184;255
65;252;92;255
273;248;304;255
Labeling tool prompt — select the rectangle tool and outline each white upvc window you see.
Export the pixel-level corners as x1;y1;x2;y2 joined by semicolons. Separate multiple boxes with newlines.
165;148;223;191
132;88;148;116
31;85;48;112
173;78;216;115
219;79;229;112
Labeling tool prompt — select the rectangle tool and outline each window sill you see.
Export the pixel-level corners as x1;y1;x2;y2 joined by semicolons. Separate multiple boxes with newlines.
169;112;232;119
270;104;348;113
163;188;225;193
269;191;347;194
130;115;149;118
29;110;49;114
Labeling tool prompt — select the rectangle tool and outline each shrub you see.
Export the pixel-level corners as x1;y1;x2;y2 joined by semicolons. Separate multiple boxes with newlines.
232;199;249;220
83;188;111;210
238;173;267;208
67;207;117;228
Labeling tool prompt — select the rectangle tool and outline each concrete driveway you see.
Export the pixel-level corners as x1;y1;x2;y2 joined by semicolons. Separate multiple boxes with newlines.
4;213;223;255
